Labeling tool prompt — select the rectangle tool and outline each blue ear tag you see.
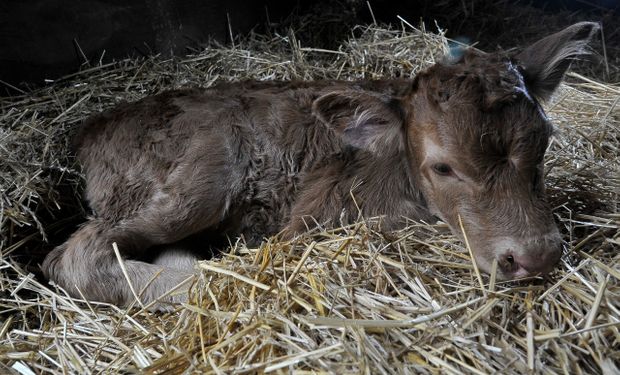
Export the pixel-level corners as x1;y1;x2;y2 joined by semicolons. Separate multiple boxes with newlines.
447;37;471;63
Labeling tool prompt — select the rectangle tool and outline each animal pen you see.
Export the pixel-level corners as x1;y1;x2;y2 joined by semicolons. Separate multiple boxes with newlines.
1;22;619;374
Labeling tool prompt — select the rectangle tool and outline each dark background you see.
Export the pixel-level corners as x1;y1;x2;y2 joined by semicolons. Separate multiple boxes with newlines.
1;0;618;95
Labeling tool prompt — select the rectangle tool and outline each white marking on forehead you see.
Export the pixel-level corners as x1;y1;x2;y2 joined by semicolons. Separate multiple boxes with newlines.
422;136;447;162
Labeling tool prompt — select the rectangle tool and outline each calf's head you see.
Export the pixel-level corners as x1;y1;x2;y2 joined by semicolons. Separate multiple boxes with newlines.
313;22;599;279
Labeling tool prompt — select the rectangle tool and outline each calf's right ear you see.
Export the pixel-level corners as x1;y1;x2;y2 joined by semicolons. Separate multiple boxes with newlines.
312;91;405;153
516;21;599;102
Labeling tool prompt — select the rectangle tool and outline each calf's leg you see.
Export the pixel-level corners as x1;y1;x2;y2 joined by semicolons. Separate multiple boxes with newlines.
42;194;230;307
42;220;192;307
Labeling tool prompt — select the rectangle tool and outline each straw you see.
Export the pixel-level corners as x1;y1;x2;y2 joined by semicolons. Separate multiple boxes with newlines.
1;21;618;374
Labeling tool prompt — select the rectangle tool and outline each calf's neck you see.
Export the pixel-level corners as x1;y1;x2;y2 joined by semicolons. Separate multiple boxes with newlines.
42;22;599;307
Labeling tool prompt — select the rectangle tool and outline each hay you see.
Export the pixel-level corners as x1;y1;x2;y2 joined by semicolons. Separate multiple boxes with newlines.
1;22;619;374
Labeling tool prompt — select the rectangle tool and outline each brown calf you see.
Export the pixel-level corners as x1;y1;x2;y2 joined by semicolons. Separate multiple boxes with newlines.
42;22;599;307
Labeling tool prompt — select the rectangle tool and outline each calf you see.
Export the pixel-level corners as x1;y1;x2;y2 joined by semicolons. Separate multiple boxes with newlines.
42;22;598;307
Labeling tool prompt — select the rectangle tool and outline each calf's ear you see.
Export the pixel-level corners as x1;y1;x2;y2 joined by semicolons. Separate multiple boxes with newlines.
516;21;599;102
312;91;404;153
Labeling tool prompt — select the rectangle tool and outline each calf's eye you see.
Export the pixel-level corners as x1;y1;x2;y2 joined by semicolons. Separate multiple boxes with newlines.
432;163;453;176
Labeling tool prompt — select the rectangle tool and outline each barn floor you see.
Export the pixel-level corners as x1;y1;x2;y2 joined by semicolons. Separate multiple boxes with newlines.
1;9;619;375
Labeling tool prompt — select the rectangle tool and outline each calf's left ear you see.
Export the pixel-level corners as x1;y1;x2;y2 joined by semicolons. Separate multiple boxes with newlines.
516;21;599;101
312;91;404;153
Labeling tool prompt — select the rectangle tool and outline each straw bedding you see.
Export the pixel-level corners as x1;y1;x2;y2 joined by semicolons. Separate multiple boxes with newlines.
1;23;619;374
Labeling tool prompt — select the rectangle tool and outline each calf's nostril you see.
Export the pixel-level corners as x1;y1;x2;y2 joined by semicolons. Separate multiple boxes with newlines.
498;253;519;273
